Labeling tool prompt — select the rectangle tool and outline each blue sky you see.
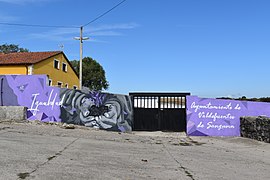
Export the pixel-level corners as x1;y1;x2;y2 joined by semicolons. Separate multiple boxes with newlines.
0;0;270;98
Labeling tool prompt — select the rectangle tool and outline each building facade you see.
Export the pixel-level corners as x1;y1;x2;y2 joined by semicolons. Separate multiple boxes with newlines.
0;51;79;89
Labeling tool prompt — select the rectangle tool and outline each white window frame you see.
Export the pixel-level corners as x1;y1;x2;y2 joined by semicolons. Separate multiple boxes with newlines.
54;59;60;69
57;81;63;88
62;62;67;72
27;65;33;75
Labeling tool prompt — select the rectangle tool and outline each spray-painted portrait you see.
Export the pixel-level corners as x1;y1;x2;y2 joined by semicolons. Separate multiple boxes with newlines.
60;89;133;132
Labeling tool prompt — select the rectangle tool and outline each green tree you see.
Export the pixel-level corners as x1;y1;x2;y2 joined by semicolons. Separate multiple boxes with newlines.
70;60;79;73
0;44;29;53
70;57;109;91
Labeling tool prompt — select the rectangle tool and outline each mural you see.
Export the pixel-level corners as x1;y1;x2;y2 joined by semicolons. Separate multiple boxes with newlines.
60;89;133;131
0;75;133;132
0;75;61;122
186;96;270;136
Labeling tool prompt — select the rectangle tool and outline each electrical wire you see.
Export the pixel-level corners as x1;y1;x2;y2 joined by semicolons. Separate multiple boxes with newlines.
0;22;79;28
0;0;127;29
82;0;127;27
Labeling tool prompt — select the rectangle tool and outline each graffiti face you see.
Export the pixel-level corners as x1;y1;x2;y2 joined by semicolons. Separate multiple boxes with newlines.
81;100;118;129
79;97;113;129
60;89;133;132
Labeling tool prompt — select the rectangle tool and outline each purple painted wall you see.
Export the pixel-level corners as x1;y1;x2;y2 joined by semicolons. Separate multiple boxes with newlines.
0;75;133;132
0;75;61;122
186;96;270;136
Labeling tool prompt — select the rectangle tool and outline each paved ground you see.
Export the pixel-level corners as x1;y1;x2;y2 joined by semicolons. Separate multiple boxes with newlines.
0;120;269;180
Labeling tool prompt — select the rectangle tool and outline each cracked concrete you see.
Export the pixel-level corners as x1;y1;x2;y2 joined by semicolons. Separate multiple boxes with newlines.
0;121;269;180
162;143;195;180
17;137;80;179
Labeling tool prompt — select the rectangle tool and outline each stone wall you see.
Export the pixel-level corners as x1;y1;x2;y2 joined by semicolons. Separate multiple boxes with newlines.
240;116;270;143
0;106;27;122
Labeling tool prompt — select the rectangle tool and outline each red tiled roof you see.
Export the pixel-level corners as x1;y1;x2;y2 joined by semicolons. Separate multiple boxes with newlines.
0;51;62;65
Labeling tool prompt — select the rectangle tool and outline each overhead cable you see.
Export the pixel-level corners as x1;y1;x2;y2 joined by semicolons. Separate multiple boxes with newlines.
0;22;79;28
0;0;127;29
82;0;127;27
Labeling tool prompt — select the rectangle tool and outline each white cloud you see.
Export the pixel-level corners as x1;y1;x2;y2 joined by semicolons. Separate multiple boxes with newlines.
89;31;122;36
29;28;78;41
0;13;19;22
27;22;139;42
86;23;140;33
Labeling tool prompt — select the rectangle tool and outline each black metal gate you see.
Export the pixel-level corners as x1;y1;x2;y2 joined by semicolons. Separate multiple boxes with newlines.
129;92;190;132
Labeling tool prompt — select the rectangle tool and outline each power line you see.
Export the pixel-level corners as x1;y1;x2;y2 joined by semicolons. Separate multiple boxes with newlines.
82;0;127;27
0;22;79;28
0;0;127;29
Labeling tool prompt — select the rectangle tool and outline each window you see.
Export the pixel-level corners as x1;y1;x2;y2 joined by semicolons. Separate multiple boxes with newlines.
65;83;68;88
48;79;52;86
54;59;60;69
57;81;62;88
27;65;33;75
73;85;77;90
62;62;67;72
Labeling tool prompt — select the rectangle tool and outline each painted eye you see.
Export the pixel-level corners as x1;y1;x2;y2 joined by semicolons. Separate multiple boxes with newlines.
108;105;113;110
84;111;90;117
81;97;87;104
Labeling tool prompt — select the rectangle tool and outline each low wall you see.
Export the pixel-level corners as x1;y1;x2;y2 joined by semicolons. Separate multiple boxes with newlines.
0;75;133;132
186;96;270;136
0;106;27;121
240;116;270;143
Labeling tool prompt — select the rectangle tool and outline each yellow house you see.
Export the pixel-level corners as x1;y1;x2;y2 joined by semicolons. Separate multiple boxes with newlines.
0;51;79;89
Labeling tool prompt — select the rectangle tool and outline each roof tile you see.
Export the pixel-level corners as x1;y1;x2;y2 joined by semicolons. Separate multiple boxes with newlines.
0;51;62;65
